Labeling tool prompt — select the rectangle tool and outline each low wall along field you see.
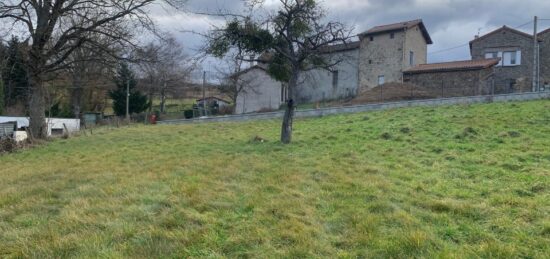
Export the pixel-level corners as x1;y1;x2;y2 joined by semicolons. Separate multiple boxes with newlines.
160;91;550;125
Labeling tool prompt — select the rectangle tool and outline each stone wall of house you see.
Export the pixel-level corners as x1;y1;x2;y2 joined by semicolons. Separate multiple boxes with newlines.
539;31;550;89
358;27;428;91
404;25;428;70
359;31;406;90
403;68;495;97
470;28;534;93
235;68;284;114
297;49;360;103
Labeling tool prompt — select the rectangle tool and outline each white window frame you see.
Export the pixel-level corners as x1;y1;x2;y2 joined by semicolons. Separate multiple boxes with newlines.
485;51;502;66
502;51;521;67
485;50;521;67
378;75;385;86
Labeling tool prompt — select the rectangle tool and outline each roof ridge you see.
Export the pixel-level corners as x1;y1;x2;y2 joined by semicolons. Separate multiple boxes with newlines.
415;58;499;66
404;59;500;73
471;26;535;44
370;19;422;29
538;27;550;36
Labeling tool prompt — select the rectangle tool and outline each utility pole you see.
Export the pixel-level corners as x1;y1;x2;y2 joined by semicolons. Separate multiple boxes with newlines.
533;16;538;92
202;71;207;116
126;77;130;121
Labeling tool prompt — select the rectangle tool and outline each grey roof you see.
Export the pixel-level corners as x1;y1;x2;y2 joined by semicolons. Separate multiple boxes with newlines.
319;41;361;53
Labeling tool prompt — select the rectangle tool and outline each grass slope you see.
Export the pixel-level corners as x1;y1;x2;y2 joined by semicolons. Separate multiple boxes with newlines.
1;100;550;258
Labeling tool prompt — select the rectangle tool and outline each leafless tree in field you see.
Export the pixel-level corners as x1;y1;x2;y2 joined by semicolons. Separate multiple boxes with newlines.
136;35;192;114
0;0;186;139
208;0;353;143
214;52;261;114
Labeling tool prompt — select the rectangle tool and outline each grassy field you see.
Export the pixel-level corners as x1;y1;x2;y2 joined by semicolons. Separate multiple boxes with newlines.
1;100;549;258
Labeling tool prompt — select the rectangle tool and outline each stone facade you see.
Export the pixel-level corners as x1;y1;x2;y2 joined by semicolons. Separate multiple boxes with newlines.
358;23;430;90
539;29;550;90
233;20;432;113
404;67;495;97
470;27;536;93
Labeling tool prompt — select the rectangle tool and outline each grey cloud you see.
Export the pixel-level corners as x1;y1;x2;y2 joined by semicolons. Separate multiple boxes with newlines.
153;0;550;65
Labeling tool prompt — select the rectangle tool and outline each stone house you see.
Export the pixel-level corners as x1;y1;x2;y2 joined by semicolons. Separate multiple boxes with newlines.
233;19;432;113
539;28;550;90
358;19;433;90
470;26;550;93
403;59;500;97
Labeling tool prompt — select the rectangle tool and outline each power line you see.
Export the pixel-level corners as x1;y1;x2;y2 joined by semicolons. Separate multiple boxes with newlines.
513;20;533;29
429;43;470;55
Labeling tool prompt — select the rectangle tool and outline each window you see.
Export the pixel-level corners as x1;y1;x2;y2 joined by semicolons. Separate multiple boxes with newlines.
390;33;395;39
409;51;414;66
369;60;372;64
503;51;521;66
485;50;520;67
378;75;385;86
485;52;498;59
369;36;374;41
332;71;339;88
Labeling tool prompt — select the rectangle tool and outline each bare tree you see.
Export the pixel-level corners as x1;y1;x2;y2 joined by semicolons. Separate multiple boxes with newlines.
0;0;186;139
214;52;260;113
209;0;352;143
64;21;126;118
136;35;191;114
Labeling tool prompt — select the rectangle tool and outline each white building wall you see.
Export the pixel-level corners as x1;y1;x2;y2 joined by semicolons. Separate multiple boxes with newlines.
297;49;360;103
0;116;80;136
235;68;284;114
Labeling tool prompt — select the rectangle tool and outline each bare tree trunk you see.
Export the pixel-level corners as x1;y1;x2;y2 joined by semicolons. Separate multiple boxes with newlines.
281;99;295;144
71;73;84;119
160;81;167;114
28;75;47;139
148;75;154;113
281;69;298;144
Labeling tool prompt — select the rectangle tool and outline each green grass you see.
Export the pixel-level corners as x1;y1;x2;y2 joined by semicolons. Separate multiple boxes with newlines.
1;100;550;258
151;98;196;114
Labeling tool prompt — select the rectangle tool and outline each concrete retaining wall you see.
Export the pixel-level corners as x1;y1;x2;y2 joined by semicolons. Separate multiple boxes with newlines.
159;92;550;125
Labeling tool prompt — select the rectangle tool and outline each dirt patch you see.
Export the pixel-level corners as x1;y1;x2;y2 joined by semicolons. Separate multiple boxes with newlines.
345;83;436;105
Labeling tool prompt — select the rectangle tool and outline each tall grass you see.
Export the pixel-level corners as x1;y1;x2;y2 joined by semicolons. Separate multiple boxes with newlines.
1;100;549;258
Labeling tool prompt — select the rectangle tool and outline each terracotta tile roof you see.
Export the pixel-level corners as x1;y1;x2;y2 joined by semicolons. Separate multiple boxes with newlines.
359;19;433;44
403;59;500;74
319;41;361;53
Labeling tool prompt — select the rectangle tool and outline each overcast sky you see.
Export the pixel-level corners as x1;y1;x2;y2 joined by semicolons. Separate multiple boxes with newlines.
150;0;550;73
